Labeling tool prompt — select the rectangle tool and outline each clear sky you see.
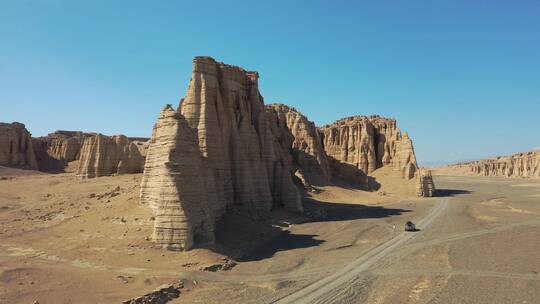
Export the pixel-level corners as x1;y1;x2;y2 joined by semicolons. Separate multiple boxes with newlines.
1;1;539;165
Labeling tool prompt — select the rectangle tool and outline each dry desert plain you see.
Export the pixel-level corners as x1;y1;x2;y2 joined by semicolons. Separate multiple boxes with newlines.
1;166;539;304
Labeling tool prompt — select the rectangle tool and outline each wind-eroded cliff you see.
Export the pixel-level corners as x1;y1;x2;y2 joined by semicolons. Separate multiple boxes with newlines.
32;131;92;172
266;103;331;183
440;150;540;178
318;116;418;182
0;122;38;170
77;134;148;178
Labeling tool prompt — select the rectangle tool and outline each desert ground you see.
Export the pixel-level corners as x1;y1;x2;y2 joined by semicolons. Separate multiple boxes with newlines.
1;167;539;303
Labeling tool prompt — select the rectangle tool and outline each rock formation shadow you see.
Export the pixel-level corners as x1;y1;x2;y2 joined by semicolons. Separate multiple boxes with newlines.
295;151;381;191
435;189;472;197
211;198;411;261
238;231;324;261
302;197;411;222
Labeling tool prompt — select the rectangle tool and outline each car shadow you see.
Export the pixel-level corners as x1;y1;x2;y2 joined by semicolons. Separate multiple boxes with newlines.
436;189;472;197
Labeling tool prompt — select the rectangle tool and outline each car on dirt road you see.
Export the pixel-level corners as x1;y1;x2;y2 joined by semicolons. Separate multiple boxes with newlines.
405;221;416;231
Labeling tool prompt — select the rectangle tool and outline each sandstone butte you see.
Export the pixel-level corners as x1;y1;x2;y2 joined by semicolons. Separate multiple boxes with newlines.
76;134;148;178
0;122;38;170
319;115;418;183
140;56;435;251
439;149;540;178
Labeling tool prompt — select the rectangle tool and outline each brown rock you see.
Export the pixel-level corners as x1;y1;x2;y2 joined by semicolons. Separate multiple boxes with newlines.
32;131;92;172
440;150;540;178
266;103;331;182
76;134;147;178
0;122;38;170
416;170;436;197
180;56;302;217
318;115;418;183
140;105;214;250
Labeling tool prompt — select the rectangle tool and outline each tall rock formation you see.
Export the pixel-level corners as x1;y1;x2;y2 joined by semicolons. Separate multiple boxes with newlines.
141;57;305;250
140;105;214;250
265;103;331;182
179;56;302;216
0;122;38;170
76;134;147;178
319;116;418;182
440;150;540;179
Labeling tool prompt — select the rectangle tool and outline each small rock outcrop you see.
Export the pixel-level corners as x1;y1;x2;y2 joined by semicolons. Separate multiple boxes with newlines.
140;105;214;250
440;150;540;179
76;134;147;178
0;122;38;170
266;103;331;182
319;116;418;182
416;170;436;197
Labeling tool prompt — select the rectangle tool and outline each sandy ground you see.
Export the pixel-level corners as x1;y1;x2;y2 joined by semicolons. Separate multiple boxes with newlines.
0;166;430;303
1;168;538;303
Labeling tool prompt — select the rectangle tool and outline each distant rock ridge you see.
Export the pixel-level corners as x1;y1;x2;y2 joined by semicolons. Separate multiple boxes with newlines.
440;150;540;178
0;122;38;170
318;115;418;183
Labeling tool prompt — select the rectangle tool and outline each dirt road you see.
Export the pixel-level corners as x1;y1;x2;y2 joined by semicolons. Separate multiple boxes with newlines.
274;198;450;304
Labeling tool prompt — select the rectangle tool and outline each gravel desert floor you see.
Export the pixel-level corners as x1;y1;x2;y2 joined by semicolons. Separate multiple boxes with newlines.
1;169;539;303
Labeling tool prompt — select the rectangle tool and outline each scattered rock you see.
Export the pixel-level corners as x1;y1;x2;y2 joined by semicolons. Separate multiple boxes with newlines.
201;259;237;272
122;281;183;304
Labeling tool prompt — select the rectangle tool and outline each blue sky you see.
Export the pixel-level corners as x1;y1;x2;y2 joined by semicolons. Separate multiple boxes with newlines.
1;1;539;165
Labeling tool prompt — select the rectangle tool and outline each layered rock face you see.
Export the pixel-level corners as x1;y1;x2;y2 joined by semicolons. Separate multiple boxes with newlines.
319;116;418;182
141;57;304;250
32;131;92;172
180;56;302;217
76;134;147;178
443;150;540;178
140;105;214;250
416;170;436;197
266;104;331;182
0;122;38;169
